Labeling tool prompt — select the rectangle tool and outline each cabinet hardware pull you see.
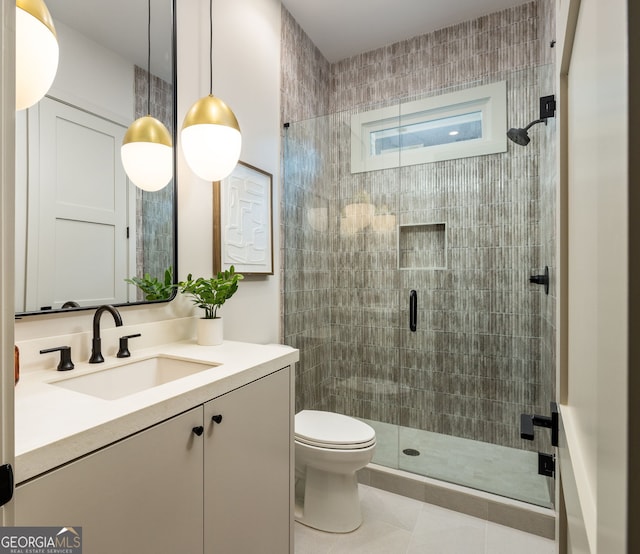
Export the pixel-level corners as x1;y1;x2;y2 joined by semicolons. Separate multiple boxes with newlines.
211;414;223;424
192;426;204;436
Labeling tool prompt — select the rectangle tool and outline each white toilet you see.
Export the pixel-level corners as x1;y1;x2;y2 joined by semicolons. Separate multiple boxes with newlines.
294;410;376;533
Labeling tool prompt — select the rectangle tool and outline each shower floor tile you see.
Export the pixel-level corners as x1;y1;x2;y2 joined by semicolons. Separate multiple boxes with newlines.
361;418;552;508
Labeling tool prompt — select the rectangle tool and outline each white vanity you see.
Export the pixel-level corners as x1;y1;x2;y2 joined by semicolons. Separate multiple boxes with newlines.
13;339;298;554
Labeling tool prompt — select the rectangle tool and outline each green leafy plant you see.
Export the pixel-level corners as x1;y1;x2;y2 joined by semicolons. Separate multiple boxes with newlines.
177;266;244;319
125;266;174;301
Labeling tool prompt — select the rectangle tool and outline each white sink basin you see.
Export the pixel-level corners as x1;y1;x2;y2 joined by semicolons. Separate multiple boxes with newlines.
50;355;218;400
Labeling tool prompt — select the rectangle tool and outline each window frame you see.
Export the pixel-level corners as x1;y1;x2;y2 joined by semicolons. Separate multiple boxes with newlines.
350;81;507;173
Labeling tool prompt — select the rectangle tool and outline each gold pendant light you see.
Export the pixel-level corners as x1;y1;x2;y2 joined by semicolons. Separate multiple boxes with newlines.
181;0;241;182
121;114;173;192
15;0;59;110
121;0;173;192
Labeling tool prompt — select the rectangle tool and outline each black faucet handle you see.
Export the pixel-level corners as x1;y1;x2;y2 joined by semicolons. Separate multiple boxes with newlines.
117;333;142;358
40;346;75;371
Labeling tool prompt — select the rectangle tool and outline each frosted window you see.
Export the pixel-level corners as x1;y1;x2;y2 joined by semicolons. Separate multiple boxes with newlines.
370;111;483;155
351;81;506;173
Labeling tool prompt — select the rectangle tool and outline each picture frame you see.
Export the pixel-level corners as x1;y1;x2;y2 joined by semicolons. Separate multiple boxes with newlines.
213;161;274;275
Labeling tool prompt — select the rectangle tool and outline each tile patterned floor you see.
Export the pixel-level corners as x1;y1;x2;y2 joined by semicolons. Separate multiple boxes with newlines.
294;484;557;554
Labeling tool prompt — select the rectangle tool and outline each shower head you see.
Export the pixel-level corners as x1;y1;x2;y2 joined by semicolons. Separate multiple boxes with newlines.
507;95;557;147
507;126;532;146
506;118;546;146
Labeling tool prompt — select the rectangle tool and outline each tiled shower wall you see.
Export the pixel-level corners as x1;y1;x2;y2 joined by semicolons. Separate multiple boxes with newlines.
282;1;556;451
133;66;174;294
281;13;333;411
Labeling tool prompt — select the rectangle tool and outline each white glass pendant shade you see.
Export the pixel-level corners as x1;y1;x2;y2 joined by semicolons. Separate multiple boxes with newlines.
16;0;59;110
181;95;241;182
121;115;173;192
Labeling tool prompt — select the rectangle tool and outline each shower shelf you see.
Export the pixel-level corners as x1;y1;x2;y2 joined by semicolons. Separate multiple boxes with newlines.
398;223;447;270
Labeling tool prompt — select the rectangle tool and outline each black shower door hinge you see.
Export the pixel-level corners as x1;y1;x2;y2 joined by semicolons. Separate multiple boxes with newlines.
520;401;559;446
538;452;555;478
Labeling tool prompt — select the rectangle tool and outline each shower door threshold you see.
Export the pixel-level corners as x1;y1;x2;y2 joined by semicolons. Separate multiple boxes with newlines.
358;462;555;539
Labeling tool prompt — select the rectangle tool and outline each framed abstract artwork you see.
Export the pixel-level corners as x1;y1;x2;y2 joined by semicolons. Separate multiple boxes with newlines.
213;161;273;275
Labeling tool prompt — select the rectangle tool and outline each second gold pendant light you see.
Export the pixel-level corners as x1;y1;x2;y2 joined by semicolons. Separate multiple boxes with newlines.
121;0;173;192
181;0;241;182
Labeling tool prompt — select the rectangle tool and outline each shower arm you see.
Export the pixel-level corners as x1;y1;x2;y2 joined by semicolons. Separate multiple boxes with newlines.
524;118;547;131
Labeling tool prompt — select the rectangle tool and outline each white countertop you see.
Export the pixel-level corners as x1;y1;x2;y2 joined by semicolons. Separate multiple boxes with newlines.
14;340;299;483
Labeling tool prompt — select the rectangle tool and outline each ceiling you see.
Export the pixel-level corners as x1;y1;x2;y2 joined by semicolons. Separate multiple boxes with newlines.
44;1;533;77
46;0;173;83
281;0;532;63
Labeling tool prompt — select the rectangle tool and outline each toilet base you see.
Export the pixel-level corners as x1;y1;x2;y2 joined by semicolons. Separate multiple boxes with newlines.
295;466;362;533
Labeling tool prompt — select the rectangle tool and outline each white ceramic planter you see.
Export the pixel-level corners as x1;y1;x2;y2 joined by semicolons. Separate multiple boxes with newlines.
196;317;223;346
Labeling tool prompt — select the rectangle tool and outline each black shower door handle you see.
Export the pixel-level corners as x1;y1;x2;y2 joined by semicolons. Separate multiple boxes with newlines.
409;290;417;332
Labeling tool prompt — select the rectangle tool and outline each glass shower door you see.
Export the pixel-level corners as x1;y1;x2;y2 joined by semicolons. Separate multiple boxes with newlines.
393;67;556;508
282;64;556;510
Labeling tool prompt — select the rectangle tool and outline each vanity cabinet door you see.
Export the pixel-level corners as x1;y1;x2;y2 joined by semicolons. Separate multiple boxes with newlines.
204;367;292;554
15;406;205;554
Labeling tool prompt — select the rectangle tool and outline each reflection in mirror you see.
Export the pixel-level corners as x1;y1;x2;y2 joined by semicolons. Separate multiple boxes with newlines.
15;0;177;316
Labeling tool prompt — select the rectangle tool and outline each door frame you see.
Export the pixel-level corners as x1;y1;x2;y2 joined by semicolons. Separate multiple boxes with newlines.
629;0;640;549
556;0;638;551
0;0;16;525
555;0;579;548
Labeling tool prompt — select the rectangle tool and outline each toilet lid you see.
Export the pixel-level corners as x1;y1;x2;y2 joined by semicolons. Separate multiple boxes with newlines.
295;410;376;449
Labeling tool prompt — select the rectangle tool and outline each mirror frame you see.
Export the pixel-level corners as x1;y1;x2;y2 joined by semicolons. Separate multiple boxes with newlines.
16;0;178;318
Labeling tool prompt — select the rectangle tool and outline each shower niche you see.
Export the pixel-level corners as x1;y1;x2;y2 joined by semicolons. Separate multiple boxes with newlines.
398;223;447;270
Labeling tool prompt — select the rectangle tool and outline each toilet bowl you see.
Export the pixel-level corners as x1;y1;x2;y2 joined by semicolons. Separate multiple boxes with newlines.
294;410;376;533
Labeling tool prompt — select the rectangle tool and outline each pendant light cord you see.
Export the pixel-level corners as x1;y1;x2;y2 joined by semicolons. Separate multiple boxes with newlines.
147;0;151;115
209;0;213;95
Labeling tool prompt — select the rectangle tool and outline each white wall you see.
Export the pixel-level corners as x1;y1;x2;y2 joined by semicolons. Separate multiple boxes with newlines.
178;0;282;345
48;20;134;124
14;0;282;346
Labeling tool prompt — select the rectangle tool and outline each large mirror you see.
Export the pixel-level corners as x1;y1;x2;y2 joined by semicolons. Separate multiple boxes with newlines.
15;0;177;316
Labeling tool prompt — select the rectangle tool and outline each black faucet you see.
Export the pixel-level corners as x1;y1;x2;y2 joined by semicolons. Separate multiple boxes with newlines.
89;305;123;363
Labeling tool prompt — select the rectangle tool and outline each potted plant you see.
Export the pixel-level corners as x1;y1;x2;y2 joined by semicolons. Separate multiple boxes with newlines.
125;267;174;301
177;266;244;345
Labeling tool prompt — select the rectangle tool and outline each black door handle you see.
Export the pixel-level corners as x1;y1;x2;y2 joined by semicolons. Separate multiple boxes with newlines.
0;464;13;507
211;414;223;424
409;290;417;332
